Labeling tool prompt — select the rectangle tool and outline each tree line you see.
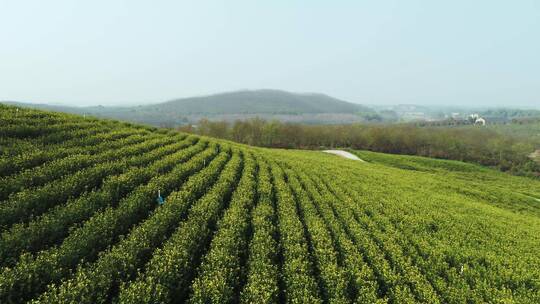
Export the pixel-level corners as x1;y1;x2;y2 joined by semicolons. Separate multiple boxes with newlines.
178;118;540;178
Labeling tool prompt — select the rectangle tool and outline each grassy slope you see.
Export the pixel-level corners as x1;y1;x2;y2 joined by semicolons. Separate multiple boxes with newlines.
350;150;540;214
282;149;540;300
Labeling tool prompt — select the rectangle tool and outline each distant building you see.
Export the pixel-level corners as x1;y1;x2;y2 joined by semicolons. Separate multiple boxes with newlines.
467;113;487;126
469;113;480;120
474;117;486;126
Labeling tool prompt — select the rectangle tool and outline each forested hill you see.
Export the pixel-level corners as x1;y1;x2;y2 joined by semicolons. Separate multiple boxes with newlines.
1;104;540;303
2;90;374;126
151;89;370;114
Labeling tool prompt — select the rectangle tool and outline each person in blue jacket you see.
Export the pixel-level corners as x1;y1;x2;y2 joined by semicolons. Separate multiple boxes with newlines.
157;190;164;205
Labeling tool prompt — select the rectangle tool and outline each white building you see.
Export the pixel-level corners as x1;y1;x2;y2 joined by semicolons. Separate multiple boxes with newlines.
474;117;486;126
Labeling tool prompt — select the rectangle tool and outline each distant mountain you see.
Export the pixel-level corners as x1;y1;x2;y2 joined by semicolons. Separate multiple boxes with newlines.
2;90;374;126
147;89;371;114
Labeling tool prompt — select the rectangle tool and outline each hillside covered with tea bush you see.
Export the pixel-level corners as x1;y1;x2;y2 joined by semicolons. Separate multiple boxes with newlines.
1;104;539;303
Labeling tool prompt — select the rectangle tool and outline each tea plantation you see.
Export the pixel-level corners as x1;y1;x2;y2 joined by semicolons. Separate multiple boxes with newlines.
1;104;539;303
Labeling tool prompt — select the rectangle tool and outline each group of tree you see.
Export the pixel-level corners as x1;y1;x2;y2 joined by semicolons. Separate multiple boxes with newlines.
178;118;540;178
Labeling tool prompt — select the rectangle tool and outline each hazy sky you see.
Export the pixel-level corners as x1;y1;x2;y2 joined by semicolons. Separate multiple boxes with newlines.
1;1;539;107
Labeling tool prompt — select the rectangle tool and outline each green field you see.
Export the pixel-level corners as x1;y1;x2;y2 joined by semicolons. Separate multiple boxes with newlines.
1;104;539;303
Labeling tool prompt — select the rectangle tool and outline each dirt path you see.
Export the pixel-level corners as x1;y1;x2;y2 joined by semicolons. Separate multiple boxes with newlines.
322;150;365;162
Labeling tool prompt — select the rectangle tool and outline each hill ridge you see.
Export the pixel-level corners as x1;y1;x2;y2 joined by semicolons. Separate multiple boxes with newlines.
153;89;369;114
2;89;373;126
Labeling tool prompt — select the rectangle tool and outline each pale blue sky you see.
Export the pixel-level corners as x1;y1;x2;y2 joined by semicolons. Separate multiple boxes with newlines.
1;0;539;107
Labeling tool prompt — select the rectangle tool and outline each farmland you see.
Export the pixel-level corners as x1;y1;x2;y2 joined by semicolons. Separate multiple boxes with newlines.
1;104;539;303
